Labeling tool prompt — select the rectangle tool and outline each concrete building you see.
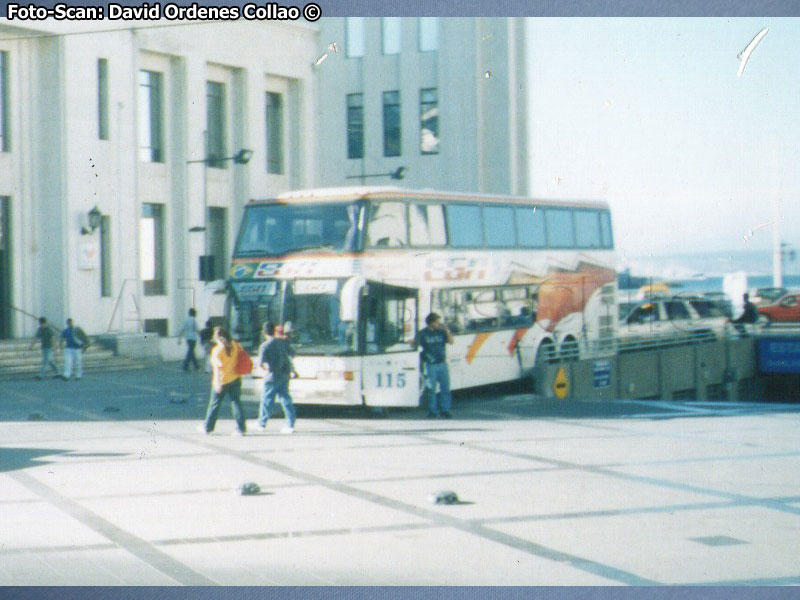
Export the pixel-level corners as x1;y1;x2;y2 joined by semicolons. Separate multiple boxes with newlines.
0;17;529;348
313;17;528;195
0;20;318;343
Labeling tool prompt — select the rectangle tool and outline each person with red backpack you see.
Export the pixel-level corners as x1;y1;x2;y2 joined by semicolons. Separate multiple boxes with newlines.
199;327;247;436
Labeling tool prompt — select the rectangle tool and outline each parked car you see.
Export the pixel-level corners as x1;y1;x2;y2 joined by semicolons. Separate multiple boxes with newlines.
757;294;800;324
750;287;788;305
619;297;729;342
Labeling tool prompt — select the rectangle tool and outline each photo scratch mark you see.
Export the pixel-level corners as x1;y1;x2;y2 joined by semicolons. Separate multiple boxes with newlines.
737;27;768;78
741;222;770;244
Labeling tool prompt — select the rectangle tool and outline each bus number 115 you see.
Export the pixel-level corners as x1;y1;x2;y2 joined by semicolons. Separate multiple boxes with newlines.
376;372;407;388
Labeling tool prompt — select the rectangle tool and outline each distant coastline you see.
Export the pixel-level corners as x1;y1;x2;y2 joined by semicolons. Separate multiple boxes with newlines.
621;248;799;280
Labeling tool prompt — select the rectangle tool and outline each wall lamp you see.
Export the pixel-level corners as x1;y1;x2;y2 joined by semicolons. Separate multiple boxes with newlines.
346;166;407;181
187;146;254;281
80;206;102;235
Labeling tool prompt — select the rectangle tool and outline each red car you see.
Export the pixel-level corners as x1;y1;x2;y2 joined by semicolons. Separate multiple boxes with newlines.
758;294;800;323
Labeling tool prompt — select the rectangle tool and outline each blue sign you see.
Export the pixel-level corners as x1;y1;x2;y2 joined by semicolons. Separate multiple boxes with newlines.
757;338;800;374
593;360;611;388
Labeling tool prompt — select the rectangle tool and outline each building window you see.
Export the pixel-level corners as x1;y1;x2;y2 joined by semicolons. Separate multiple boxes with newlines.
100;215;112;297
208;207;227;284
98;59;109;140
420;88;439;154
1;51;10;152
382;91;401;157
143;319;168;337
140;203;165;296
419;17;439;52
346;93;364;159
138;70;163;162
346;17;365;58
266;91;284;175
206;81;227;168
382;18;401;55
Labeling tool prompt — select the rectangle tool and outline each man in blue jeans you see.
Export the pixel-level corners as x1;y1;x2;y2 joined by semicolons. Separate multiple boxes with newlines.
257;322;297;434
418;312;454;418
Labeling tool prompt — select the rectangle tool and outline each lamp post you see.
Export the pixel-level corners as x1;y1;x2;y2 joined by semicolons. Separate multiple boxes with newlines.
187;146;253;281
345;166;406;183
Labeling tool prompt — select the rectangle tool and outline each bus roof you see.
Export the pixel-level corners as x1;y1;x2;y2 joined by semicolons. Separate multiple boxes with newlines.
247;186;610;211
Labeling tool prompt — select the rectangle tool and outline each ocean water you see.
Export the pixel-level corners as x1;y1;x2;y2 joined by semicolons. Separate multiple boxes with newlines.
674;274;800;295
622;249;800;295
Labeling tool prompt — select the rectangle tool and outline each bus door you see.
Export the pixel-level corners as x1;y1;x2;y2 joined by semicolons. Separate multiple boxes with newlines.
359;283;420;407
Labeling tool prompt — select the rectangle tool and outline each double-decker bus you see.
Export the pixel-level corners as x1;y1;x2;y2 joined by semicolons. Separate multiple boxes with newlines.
226;187;617;407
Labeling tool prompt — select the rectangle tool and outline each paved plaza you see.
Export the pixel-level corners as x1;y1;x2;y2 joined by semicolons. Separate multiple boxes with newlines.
2;364;800;585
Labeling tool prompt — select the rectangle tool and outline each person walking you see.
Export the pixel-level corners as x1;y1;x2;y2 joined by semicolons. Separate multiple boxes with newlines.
199;327;247;435
199;319;214;373
178;308;200;371
731;293;758;337
418;312;454;418
60;318;84;380
30;317;59;379
256;322;297;434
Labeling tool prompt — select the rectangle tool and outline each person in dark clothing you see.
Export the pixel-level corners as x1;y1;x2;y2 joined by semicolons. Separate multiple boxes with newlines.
257;322;297;434
731;293;758;337
199;319;214;373
31;317;59;379
417;312;454;418
178;308;200;371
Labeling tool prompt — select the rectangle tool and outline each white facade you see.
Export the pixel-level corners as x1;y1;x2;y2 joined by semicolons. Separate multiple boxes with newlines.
0;20;318;339
314;17;528;195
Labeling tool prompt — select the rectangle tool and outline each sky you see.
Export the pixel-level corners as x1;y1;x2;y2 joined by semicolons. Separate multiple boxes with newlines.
525;18;800;264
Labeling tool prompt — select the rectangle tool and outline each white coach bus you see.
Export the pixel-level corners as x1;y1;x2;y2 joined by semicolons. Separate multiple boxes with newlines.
226;187;617;407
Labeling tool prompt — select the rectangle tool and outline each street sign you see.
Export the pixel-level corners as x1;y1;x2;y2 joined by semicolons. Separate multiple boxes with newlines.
593;360;611;388
553;367;569;399
757;338;800;374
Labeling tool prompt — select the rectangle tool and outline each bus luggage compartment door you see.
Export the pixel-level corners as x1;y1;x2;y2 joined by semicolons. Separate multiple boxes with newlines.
362;352;420;407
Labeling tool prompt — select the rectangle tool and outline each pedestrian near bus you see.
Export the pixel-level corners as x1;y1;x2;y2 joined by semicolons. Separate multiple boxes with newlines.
178;308;200;371
31;317;59;379
199;319;214;373
256;322;297;434
199;327;247;435
60;318;84;380
418;312;454;418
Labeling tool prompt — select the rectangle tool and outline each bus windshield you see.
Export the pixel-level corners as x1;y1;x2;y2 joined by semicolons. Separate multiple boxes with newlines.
283;280;356;356
235;202;363;257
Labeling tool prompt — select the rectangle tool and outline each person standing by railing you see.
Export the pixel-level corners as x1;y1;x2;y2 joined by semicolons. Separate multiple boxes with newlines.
730;293;758;337
30;316;59;379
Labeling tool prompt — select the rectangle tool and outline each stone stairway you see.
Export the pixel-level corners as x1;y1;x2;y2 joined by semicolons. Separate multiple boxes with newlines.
0;338;144;381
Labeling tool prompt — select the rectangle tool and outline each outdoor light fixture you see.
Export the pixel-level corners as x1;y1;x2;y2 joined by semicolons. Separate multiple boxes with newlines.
232;149;254;165
345;166;407;181
187;145;254;281
80;206;102;235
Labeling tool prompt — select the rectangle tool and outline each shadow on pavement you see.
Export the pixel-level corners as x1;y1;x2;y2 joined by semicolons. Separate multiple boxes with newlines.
3;364;800;424
0;448;133;473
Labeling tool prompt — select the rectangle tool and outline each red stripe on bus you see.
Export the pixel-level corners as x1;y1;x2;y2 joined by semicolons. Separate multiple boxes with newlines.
507;328;529;355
